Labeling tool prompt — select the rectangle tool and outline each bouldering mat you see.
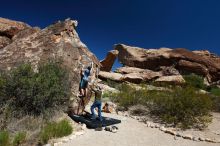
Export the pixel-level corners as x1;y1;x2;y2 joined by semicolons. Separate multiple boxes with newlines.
69;113;121;129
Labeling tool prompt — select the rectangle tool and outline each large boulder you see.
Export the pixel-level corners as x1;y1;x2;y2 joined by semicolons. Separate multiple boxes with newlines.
159;66;180;76
115;66;149;74
0;36;11;49
0;17;30;38
155;75;185;85
115;44;173;70
115;44;220;82
98;71;123;82
99;68;162;83
177;60;208;76
115;66;162;83
0;18;100;99
122;73;145;83
100;50;118;71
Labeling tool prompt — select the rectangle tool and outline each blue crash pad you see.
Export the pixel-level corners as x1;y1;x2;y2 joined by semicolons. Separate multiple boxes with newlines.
69;113;121;129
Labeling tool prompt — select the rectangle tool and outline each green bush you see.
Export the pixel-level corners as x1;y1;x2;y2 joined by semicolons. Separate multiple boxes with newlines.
114;84;135;107
209;86;220;111
40;120;73;144
5;62;70;115
150;86;212;129
12;132;26;146
0;131;10;146
111;83;212;129
210;87;220;96
183;73;206;89
0;73;8;106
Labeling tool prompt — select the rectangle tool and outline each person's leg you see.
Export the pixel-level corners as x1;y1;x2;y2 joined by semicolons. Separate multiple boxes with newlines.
80;79;86;97
91;101;97;119
81;88;84;96
84;88;87;97
97;101;102;121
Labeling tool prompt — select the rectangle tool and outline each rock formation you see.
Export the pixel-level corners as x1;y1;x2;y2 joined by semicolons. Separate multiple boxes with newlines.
0;17;30;49
114;44;220;83
99;71;123;82
0;18;101;106
100;50;118;71
155;75;185;85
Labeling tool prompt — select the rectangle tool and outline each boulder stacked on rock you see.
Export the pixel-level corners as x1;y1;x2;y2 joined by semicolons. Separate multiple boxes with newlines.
100;50;119;72
99;44;220;84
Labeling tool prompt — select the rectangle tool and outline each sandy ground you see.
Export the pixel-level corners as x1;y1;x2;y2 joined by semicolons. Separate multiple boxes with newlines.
63;113;219;146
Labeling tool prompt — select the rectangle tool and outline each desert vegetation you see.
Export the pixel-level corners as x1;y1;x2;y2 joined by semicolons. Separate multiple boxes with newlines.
39;119;73;144
0;61;73;145
106;74;220;129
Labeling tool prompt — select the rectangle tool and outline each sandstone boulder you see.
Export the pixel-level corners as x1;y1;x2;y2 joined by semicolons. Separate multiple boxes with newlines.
177;60;208;76
100;50;118;71
98;71;123;82
99;67;162;83
115;66;149;74
115;66;162;83
123;72;162;83
0;18;101;113
102;102;117;113
159;66;180;76
122;73;144;83
155;75;185;85
0;36;11;49
115;44;173;70
115;44;220;82
0;17;30;38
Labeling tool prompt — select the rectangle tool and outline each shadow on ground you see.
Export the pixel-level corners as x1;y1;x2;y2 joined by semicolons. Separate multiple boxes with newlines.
69;112;121;129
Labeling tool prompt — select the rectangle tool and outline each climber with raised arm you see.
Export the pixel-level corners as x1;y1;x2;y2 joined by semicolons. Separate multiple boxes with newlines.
79;65;92;97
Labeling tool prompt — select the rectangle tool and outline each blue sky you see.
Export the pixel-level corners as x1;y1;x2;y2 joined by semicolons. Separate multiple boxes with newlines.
1;0;220;69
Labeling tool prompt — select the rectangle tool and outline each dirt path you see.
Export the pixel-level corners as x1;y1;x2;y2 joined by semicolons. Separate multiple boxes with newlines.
63;113;218;146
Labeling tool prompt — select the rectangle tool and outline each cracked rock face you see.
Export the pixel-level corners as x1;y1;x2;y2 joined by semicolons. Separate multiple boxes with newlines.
0;18;100;98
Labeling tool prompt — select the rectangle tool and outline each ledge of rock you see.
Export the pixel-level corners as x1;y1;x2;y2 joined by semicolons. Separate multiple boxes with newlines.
98;71;123;82
155;75;185;85
0;17;30;38
100;50;119;72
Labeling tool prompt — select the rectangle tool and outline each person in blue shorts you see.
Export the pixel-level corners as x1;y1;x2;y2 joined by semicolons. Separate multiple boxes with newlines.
79;66;92;97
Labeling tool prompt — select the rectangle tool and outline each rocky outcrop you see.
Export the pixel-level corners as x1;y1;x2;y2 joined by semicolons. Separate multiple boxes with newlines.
177;60;208;76
0;18;100;98
122;73;145;83
99;69;162;83
115;66;150;74
0;36;11;49
115;44;220;82
0;17;30;38
159;66;180;76
155;75;185;85
100;50;118;71
99;71;123;82
0;18;30;49
115;44;173;70
115;67;162;83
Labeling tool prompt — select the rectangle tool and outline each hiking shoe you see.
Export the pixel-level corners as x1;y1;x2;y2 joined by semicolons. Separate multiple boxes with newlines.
111;126;118;133
104;126;111;131
95;127;103;131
